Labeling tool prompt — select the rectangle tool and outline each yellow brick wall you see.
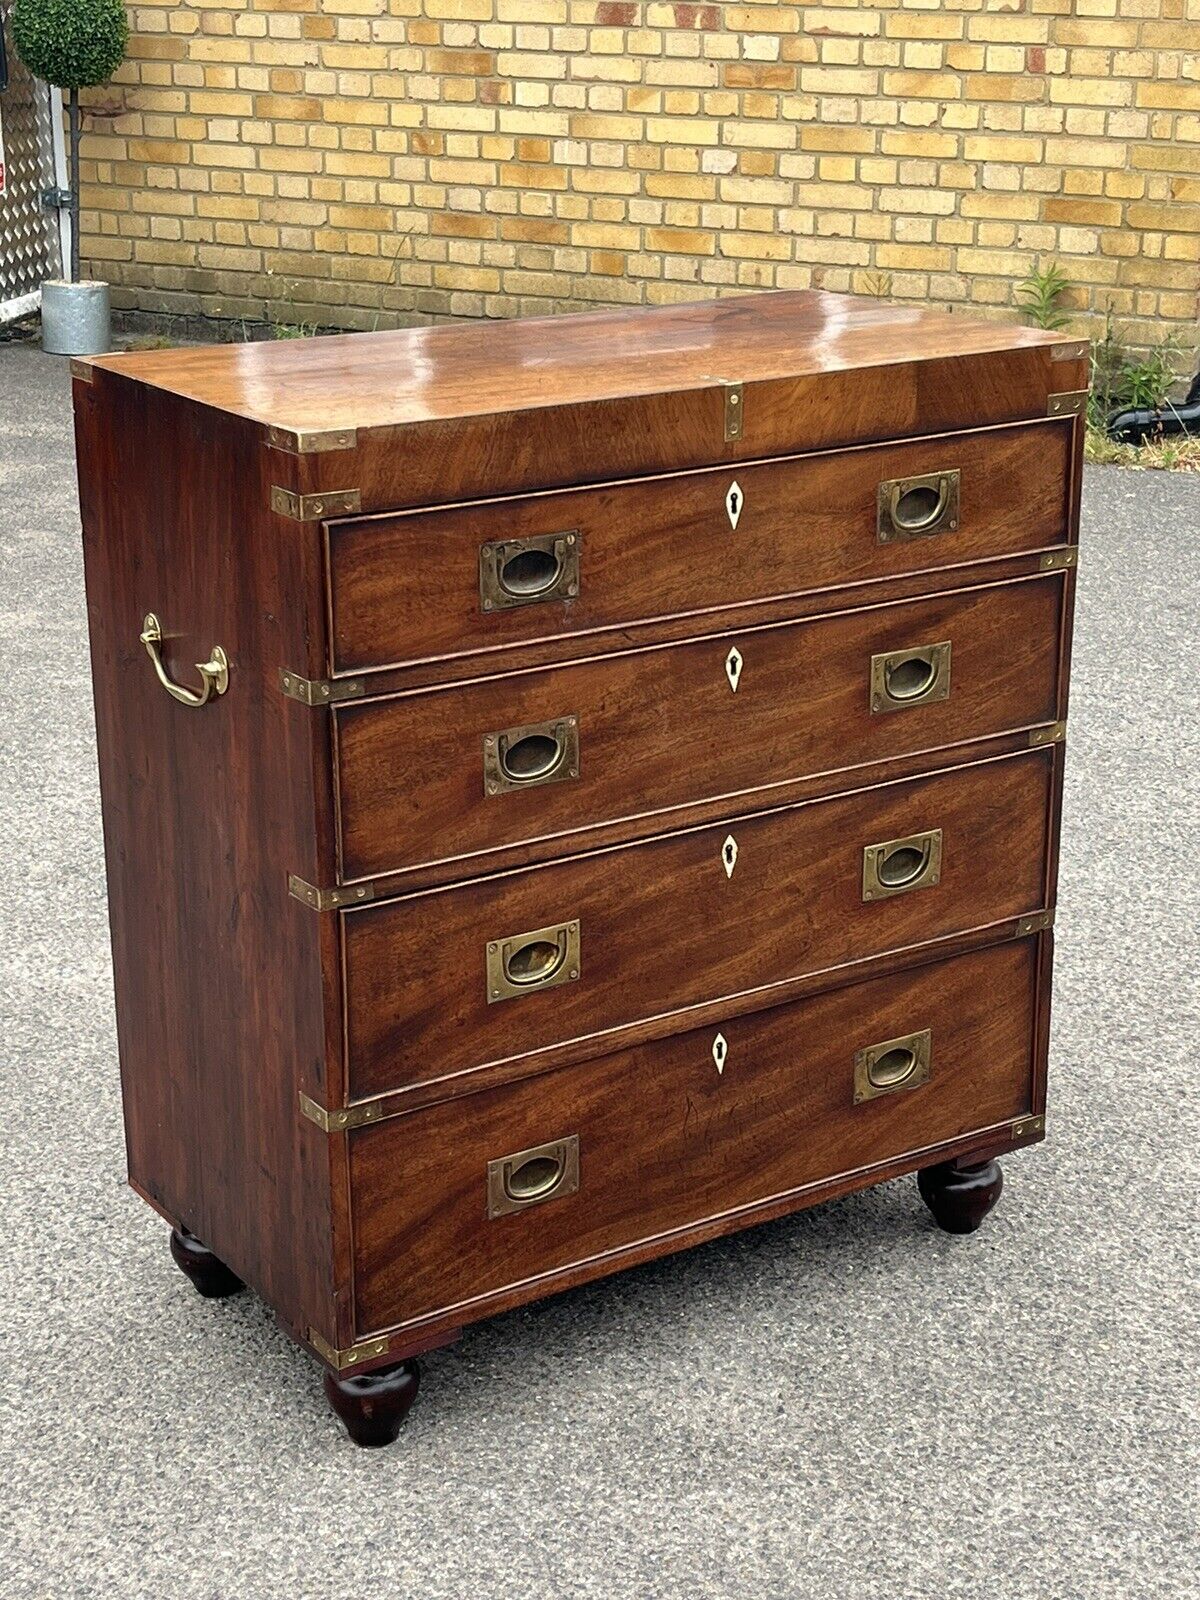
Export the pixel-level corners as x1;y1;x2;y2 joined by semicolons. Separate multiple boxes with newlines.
79;0;1200;346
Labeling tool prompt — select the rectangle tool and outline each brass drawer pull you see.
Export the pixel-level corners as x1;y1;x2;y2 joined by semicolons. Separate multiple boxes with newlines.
854;1029;932;1104
484;717;579;796
870;641;951;713
877;469;960;542
479;531;580;611
140;613;229;708
487;918;581;1003
862;828;942;901
487;1135;580;1218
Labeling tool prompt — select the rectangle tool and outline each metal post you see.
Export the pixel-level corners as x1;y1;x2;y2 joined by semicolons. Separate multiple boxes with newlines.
67;85;79;282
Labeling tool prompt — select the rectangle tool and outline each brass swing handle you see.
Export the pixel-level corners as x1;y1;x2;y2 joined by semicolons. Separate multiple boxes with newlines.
140;613;229;707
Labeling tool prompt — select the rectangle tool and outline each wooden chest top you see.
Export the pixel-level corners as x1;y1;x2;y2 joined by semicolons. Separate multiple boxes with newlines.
79;290;1087;511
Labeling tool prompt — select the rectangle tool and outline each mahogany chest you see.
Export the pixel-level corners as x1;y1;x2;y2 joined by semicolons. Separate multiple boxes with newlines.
72;290;1083;1445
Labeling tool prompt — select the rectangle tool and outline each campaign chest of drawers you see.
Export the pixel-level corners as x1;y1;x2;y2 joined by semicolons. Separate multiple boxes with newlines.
73;290;1083;1446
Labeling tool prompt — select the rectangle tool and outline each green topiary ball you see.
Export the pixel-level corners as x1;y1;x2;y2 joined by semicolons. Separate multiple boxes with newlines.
11;0;129;91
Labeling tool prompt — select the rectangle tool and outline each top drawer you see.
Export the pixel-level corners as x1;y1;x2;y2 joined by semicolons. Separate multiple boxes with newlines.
325;419;1072;677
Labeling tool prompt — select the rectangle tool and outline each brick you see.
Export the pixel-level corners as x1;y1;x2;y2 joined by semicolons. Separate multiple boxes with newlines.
73;0;1198;347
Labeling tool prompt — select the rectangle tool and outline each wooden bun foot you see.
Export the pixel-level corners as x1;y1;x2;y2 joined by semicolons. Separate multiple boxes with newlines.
918;1157;1003;1235
324;1361;420;1448
169;1227;245;1298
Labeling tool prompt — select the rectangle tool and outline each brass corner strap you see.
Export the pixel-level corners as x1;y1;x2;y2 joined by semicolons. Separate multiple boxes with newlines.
1016;909;1056;937
1011;1114;1046;1140
266;425;358;455
288;874;376;911
1050;341;1088;363
308;1329;389;1372
1047;389;1088;418
722;380;744;442
1040;547;1078;572
279;669;365;706
70;358;95;384
299;1091;383;1133
1028;720;1067;748
270;486;362;521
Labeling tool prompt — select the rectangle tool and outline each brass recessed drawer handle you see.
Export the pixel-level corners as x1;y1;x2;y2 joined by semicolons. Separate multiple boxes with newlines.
870;641;952;713
877;469;960;542
487;1135;580;1218
479;531;580;611
854;1029;931;1104
487;918;581;1003
862;827;943;901
484;717;579;796
140;613;229;708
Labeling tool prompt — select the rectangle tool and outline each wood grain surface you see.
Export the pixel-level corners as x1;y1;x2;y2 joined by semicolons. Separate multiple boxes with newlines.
349;937;1040;1337
342;747;1055;1101
334;574;1065;881
326;419;1072;676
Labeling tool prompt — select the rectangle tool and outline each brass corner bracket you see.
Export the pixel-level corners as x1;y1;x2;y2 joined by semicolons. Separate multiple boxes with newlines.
1011;1114;1046;1140
270;485;362;522
1047;389;1088;418
308;1329;390;1372
70;358;95;384
266;425;358;455
1016;909;1056;937
287;873;376;911
279;669;366;706
1028;720;1067;748
1050;341;1088;363
299;1091;383;1133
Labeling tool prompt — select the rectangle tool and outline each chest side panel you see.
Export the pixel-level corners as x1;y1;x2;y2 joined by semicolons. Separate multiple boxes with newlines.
73;372;342;1347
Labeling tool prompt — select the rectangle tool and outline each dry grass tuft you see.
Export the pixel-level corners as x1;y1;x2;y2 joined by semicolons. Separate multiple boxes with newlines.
1085;425;1200;472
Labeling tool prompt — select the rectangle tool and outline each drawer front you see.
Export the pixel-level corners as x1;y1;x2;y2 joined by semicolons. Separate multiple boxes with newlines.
327;420;1071;675
344;748;1054;1100
350;937;1040;1335
335;574;1063;881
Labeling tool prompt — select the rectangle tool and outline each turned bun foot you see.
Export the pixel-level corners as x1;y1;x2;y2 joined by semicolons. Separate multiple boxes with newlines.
169;1227;245;1298
324;1361;420;1448
918;1157;1003;1235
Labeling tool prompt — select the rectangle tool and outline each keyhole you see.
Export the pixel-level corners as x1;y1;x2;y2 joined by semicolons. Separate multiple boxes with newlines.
725;480;744;531
722;835;738;878
712;1033;728;1075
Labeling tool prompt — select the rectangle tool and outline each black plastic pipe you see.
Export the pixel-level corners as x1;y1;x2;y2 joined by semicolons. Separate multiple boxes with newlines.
1106;368;1200;444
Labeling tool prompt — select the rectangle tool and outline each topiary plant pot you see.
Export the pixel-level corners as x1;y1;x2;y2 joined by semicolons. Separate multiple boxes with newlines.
40;278;111;356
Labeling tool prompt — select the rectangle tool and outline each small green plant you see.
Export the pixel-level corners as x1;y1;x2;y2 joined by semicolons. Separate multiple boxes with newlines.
1119;334;1182;413
11;0;129;283
1016;261;1072;331
271;322;320;340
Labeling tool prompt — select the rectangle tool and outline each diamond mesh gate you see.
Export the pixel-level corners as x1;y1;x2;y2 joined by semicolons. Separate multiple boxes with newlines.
0;1;64;324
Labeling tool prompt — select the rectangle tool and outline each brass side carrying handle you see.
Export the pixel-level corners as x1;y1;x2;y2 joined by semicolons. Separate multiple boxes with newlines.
853;1029;932;1104
487;918;581;1004
487;1135;580;1218
140;613;229;707
862;827;943;901
870;641;952;714
877;469;960;542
